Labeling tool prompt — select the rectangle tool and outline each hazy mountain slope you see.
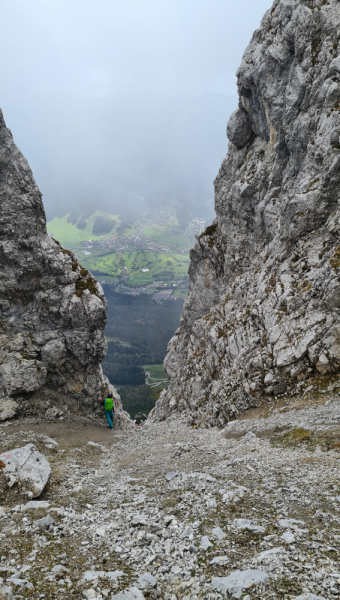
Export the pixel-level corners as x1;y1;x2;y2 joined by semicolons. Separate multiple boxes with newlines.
151;0;340;426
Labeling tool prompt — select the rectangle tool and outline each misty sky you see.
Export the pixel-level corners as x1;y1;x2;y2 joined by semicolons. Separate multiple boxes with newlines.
0;0;272;222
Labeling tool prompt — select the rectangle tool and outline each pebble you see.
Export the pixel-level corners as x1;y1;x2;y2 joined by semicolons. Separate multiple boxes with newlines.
281;530;295;543
199;536;212;550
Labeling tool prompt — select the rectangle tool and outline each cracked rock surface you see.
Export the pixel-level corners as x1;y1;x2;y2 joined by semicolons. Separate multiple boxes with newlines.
0;108;129;426
151;0;340;427
0;444;51;499
1;393;340;599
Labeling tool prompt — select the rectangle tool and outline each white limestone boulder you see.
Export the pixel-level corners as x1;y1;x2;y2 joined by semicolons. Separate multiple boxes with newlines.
212;569;268;597
0;444;51;498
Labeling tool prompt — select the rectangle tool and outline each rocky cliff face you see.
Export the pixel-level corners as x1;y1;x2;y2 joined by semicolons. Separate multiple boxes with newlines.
0;109;128;427
152;0;340;427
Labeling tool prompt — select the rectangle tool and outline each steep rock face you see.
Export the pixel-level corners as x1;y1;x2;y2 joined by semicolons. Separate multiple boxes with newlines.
152;0;340;427
0;109;129;427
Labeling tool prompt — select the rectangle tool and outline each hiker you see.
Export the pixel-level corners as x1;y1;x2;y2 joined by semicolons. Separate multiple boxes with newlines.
99;394;114;429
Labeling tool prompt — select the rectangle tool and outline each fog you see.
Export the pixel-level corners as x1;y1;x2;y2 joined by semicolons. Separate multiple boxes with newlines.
0;0;272;222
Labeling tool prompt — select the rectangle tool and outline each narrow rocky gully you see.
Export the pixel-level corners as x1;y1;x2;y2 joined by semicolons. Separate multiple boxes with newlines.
1;383;340;600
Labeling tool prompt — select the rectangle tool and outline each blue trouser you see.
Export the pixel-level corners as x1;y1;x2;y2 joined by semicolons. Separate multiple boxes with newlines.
105;409;114;428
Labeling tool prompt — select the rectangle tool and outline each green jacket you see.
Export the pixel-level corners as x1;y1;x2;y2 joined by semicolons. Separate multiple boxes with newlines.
104;397;114;411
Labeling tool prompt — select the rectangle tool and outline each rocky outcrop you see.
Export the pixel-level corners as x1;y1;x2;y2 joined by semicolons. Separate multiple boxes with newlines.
0;109;129;426
152;0;340;427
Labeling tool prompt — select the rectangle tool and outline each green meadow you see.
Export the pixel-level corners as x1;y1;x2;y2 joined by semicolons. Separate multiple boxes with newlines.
81;249;189;285
46;211;120;248
143;219;177;239
46;211;183;249
154;234;189;249
47;211;190;288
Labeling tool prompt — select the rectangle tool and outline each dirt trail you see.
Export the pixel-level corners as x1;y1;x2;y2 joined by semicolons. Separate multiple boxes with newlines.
3;416;119;450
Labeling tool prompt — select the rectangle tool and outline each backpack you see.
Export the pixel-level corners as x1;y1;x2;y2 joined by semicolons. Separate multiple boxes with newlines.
104;397;114;411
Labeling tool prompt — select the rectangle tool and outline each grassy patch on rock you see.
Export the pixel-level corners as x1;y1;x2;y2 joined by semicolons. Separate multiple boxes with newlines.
273;427;340;452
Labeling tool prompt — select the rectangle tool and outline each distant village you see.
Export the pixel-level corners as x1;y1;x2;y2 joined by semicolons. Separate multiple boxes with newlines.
80;212;205;256
99;280;187;301
49;210;204;299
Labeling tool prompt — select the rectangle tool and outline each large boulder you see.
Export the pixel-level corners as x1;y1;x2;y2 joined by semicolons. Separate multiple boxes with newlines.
0;444;51;498
227;108;252;148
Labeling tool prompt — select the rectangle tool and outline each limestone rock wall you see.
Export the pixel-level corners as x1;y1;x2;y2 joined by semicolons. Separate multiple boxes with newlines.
151;0;340;426
0;109;130;427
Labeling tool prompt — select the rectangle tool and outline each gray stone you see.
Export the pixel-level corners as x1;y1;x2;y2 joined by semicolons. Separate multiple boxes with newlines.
135;573;157;589
87;441;108;452
111;588;145;600
23;501;50;510
212;569;268;597
10;579;33;589
163;515;176;526
149;522;162;533
83;590;99;600
51;565;68;573
0;444;51;497
210;556;229;565
256;547;286;562
39;435;58;446
281;530;295;544
212;526;226;540
179;526;193;539
234;519;265;533
45;406;63;420
223;486;247;503
227;109;252;149
277;518;305;530
0;399;17;422
292;595;326;600
199;536;212;550
165;471;180;481
0;578;14;600
132;515;148;527
82;570;125;582
34;514;54;531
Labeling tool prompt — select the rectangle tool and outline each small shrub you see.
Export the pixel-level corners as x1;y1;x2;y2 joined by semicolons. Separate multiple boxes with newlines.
199;223;218;239
75;277;98;297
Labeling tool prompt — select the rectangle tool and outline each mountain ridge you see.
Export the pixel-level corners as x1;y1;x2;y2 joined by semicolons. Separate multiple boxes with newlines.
151;0;340;427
